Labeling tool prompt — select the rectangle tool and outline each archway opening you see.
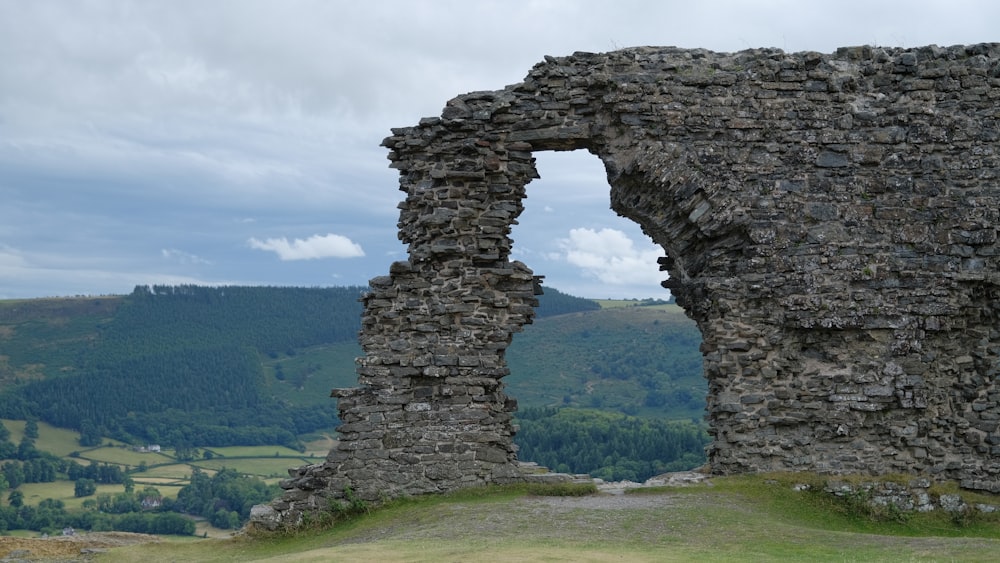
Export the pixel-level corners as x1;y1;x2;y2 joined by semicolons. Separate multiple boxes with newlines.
509;150;669;301
504;149;708;483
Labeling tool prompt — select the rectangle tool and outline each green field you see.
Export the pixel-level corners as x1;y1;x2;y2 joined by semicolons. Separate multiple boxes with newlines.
0;419;314;516
206;446;308;458
100;476;1000;562
4;419;103;457
138;463;209;480
76;446;175;467
17;481;127;509
191;457;322;479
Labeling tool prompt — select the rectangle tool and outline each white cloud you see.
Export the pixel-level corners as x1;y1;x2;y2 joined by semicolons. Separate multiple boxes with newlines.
248;233;364;261
161;248;212;265
558;228;664;286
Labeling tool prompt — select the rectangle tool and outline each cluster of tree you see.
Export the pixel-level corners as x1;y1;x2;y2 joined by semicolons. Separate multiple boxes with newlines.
0;466;277;533
0;427;128;493
0;298;120;380
586;324;704;413
86;489;149;512
3;459;58;488
172;467;279;529
0;496;195;536
0;419;99;488
0;418;36;459
514;407;709;482
66;460;127;485
0;459;277;534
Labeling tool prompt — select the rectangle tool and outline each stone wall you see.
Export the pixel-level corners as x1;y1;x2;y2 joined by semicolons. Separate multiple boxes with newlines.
251;43;1000;530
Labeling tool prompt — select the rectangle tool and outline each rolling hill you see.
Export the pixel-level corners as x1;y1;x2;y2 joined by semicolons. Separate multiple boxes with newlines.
0;286;705;454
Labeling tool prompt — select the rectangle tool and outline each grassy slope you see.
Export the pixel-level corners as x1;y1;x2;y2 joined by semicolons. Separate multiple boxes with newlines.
104;477;1000;562
260;343;360;408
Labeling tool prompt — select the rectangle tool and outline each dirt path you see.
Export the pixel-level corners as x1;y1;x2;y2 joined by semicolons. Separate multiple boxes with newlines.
0;532;160;561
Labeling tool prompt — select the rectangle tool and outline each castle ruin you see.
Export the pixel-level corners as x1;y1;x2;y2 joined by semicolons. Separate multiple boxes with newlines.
252;43;1000;529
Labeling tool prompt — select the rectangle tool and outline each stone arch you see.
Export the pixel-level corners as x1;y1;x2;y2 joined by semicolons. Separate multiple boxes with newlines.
253;44;1000;529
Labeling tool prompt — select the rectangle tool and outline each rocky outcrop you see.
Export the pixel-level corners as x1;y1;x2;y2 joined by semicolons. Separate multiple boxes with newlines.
251;43;1000;530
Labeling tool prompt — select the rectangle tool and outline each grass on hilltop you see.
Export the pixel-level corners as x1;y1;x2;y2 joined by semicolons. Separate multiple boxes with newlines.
99;475;1000;562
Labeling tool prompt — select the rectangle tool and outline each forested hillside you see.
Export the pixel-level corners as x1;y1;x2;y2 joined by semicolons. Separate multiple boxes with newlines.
505;304;704;419
0;285;368;448
0;285;608;448
515;408;708;482
505;303;708;478
0;285;707;479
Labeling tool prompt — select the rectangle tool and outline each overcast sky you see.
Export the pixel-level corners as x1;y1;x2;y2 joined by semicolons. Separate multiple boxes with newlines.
1;1;997;300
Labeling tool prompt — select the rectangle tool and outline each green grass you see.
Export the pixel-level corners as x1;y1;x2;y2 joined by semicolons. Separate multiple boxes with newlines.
191;457;321;479
639;473;1000;539
0;418;316;501
97;477;1000;562
3;419;95;457
17;481;127;509
138;463;204;480
301;434;336;456
17;479;186;508
143;482;185;500
206;446;308;458
131;453;322;481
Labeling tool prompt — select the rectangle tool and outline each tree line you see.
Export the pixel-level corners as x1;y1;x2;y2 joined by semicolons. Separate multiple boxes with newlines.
514;407;709;482
0;498;196;536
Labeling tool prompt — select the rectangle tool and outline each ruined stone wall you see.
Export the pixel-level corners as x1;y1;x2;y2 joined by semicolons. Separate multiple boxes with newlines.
252;44;1000;529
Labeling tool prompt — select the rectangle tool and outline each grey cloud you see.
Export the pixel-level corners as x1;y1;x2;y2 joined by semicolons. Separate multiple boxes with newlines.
1;0;998;299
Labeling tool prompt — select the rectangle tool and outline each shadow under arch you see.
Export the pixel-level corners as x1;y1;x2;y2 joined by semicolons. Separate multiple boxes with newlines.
252;44;1000;531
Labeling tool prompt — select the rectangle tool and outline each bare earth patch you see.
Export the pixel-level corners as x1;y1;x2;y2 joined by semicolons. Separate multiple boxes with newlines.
0;532;160;561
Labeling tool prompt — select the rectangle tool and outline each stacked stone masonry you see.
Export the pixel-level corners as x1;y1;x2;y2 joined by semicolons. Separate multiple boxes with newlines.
251;43;1000;529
